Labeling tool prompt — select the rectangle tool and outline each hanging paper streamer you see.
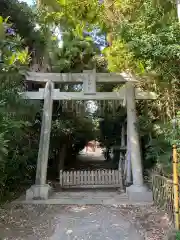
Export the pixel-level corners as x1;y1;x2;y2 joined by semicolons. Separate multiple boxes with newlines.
60;99;124;117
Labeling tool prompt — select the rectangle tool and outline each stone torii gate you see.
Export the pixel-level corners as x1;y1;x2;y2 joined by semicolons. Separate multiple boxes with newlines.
24;70;156;201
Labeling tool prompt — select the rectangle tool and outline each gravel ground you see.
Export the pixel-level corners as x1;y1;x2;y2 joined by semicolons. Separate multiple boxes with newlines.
0;204;172;240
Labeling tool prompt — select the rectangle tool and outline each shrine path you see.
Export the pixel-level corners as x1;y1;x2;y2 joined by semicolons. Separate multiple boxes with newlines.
0;205;143;240
0;151;170;239
50;205;142;240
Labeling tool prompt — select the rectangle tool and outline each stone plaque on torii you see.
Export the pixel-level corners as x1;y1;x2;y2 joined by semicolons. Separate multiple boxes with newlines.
23;69;156;202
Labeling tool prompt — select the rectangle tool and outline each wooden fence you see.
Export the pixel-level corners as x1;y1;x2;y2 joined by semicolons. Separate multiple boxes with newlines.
59;169;122;188
151;173;174;223
150;144;179;230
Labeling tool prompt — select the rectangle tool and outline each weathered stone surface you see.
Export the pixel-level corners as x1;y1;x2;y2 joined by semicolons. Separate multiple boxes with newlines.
26;184;52;200
126;184;153;203
35;80;54;185
126;82;144;187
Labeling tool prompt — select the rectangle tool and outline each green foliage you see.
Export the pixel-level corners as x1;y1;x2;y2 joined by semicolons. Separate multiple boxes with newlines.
100;0;180;174
51;32;100;72
136;109;180;174
176;231;180;240
39;0;103;30
138;116;171;173
0;16;39;201
49;104;98;167
52;115;96;142
0;0;48;60
42;0;180;174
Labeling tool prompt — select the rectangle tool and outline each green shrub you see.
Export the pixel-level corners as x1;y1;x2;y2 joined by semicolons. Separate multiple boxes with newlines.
0;16;39;202
176;231;180;240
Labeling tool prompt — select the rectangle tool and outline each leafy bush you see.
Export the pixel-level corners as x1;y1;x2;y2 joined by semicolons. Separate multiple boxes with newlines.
0;16;39;201
137;110;180;175
176;231;180;240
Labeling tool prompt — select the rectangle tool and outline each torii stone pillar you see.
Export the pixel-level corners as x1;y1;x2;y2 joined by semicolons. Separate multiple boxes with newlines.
118;123;126;169
126;125;132;185
26;80;54;200
126;82;153;202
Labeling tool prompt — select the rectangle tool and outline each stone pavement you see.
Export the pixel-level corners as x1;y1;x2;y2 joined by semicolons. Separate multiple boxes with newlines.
50;205;143;240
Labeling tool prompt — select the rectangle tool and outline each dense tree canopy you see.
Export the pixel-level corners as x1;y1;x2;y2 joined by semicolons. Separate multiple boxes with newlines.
0;0;47;58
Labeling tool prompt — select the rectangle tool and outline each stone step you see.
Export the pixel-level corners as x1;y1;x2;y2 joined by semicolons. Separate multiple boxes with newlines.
14;189;153;206
14;191;152;206
14;190;151;206
52;194;128;199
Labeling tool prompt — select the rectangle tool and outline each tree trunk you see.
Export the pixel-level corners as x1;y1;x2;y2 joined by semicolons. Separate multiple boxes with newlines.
58;144;67;172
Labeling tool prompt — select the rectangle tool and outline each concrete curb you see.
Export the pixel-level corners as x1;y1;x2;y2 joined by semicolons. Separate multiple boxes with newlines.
13;198;153;206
